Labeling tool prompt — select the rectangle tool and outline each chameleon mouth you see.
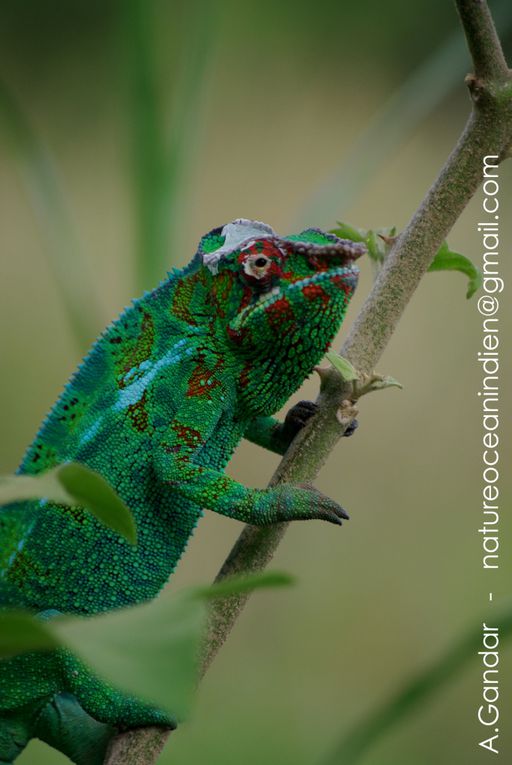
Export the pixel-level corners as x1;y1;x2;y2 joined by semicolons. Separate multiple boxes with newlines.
233;265;358;329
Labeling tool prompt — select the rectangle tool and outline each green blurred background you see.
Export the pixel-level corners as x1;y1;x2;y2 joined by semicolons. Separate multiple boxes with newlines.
1;0;511;763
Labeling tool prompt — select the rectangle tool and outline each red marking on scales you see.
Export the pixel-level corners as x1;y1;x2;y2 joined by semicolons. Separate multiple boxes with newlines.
302;283;330;307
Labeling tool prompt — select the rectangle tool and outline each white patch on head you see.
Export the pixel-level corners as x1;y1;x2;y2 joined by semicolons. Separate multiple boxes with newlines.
202;218;277;274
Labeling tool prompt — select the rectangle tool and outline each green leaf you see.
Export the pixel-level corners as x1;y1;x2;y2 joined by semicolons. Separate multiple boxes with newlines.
0;463;136;545
330;223;396;267
369;375;403;392
428;242;482;298
325;352;359;382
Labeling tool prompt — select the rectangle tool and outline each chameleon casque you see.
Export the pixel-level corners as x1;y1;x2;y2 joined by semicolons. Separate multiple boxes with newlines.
0;218;363;763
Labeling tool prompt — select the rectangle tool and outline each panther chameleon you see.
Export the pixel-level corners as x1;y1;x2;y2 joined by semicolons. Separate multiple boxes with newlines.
0;218;364;763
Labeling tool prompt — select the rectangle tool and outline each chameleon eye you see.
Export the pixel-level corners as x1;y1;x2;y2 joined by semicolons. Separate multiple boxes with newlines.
254;256;269;268
243;254;272;280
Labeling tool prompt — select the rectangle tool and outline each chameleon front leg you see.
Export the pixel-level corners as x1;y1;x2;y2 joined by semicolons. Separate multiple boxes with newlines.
244;401;320;455
153;397;348;526
246;401;359;455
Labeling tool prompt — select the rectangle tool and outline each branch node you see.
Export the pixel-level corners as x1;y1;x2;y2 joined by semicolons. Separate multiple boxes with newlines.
336;400;359;427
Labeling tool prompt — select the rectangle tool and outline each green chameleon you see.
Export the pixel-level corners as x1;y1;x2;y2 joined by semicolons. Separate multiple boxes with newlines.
0;218;363;763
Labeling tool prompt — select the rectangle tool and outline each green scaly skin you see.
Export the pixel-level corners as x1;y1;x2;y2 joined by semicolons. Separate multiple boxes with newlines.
0;219;363;763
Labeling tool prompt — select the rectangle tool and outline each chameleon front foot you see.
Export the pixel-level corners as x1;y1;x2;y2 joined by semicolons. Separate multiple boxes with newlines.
261;484;349;526
283;400;318;436
285;400;358;441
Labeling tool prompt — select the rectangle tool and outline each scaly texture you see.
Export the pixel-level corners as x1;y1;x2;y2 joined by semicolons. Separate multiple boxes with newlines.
0;219;363;763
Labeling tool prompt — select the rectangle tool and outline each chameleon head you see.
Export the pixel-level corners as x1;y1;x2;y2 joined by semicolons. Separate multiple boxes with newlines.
198;219;364;408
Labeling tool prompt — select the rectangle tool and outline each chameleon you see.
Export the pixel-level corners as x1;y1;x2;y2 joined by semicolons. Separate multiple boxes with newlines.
0;218;363;764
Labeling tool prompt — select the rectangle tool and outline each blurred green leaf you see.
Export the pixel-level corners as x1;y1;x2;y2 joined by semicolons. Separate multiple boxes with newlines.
123;0;169;292
0;597;201;717
56;592;203;718
325;352;359;382
428;241;482;298
0;464;136;545
0;572;291;715
0;78;103;351
123;0;218;290
0;611;58;658
300;0;512;225
322;601;512;765
197;571;295;600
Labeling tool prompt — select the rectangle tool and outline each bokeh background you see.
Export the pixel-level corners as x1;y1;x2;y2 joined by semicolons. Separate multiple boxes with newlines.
1;0;511;763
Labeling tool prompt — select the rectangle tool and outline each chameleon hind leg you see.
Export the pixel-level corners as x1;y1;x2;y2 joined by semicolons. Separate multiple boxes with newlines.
0;695;112;765
0;693;114;765
0;610;174;764
32;693;115;765
0;674;172;765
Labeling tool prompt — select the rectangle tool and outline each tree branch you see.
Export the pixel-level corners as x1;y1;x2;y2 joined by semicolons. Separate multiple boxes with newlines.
105;727;171;764
104;1;512;761
455;0;509;82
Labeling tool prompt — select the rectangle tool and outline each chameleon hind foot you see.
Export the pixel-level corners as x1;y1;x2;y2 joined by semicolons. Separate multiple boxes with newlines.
32;693;116;765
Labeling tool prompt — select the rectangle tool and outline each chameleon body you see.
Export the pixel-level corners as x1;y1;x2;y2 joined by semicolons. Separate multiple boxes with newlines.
0;219;362;763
